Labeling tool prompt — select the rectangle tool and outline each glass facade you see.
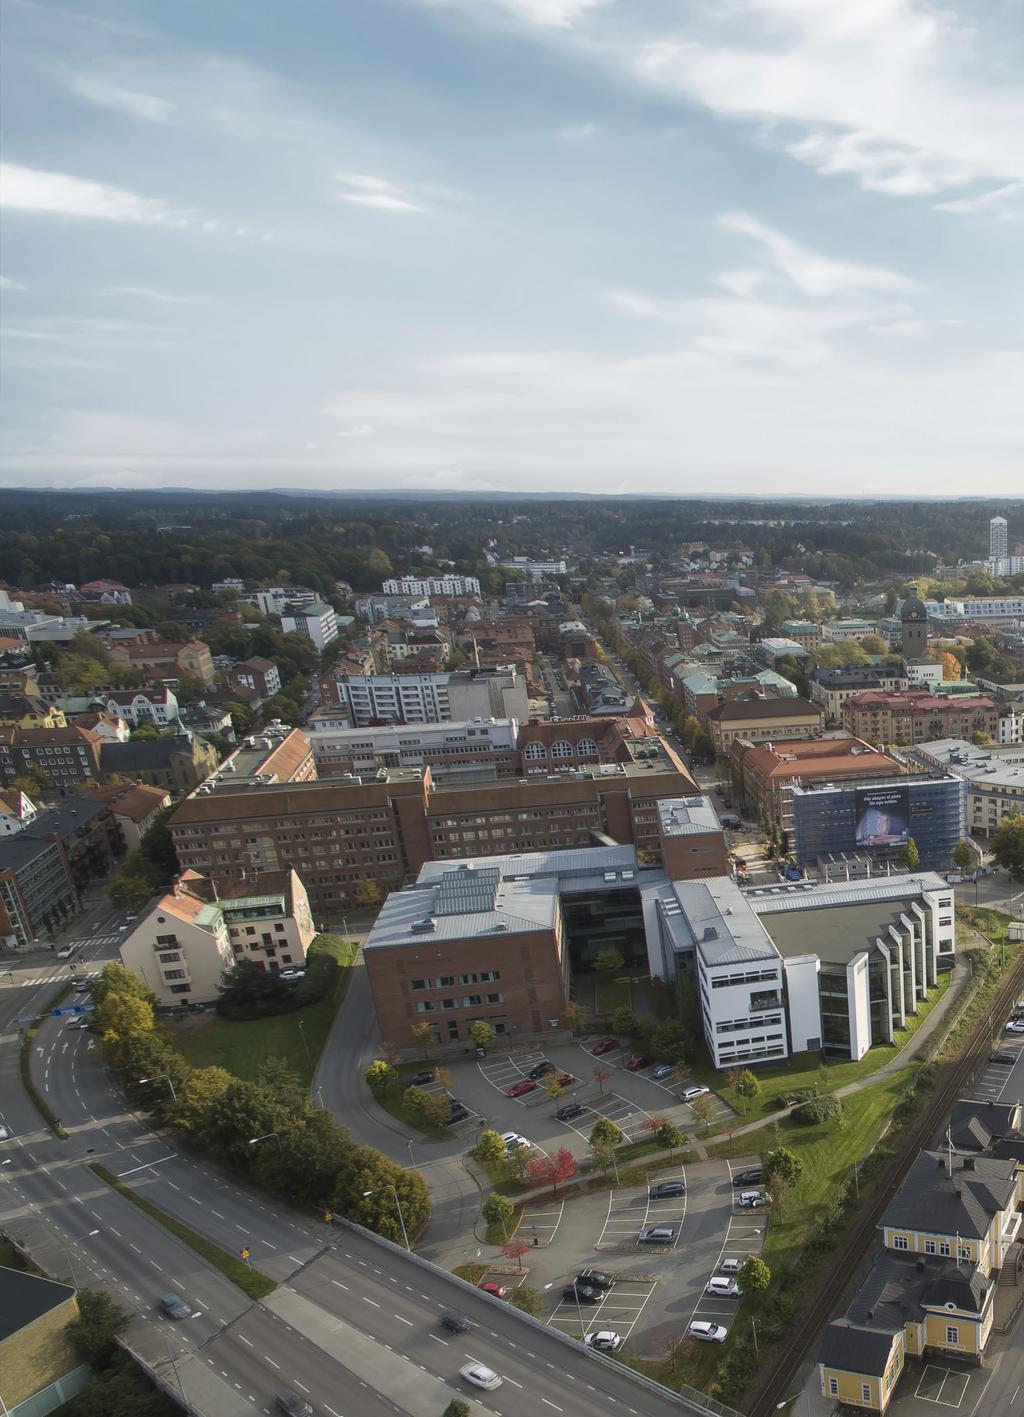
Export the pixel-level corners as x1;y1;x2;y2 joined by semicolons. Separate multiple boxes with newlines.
561;887;646;969
793;777;966;870
819;968;852;1056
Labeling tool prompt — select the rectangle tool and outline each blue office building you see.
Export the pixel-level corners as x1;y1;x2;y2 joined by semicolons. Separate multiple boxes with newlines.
791;773;966;872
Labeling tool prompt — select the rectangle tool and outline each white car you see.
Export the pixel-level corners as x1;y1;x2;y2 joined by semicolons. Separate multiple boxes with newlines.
500;1131;530;1151
680;1084;710;1102
460;1362;503;1391
718;1258;746;1274
705;1277;741;1297
1005;1021;1024;1034
738;1190;771;1208
688;1320;728;1343
56;946;76;960
0;1125;10;1140
584;1330;623;1352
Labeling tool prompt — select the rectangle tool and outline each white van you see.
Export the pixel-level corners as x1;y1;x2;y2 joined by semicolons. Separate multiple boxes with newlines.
56;945;77;960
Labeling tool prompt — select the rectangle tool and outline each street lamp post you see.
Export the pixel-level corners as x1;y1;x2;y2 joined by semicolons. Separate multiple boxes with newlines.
297;1018;312;1066
362;1185;410;1250
248;1133;282;1151
136;1075;177;1101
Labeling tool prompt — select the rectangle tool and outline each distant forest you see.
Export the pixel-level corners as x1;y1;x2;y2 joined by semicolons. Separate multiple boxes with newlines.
1;489;1022;594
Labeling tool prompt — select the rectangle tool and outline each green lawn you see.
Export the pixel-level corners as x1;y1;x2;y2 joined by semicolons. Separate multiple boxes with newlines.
708;1065;918;1273
169;935;357;1087
689;971;949;1122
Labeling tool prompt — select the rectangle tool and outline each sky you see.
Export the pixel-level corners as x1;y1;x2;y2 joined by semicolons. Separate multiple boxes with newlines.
1;0;1022;496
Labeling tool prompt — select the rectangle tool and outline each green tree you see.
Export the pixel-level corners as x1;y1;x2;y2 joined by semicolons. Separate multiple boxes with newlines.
216;958;292;1018
96;991;154;1049
735;1069;762;1110
365;1059;397;1091
402;1084;431;1115
199;1078;291;1169
612;1005;641;1036
410;1021;437;1059
156;620;190;643
765;1145;804;1189
337;1147;430;1244
67;1289;128;1366
468;1020;495;1049
691;1094;715;1133
738;1255;771;1295
952;838;976;873
170;1065;234;1132
443;1401;472;1417
903;836;921;871
107;874;155;911
562;1001;589;1033
593;947;624;976
589;1117;625;1149
481;1192;515;1234
509;1285;545;1316
657;1122;686;1154
90;962;155;1009
256;1055;307;1108
475;1130;508;1167
420;1093;453;1129
353;877;382;910
649;1017;687;1063
991;814;1024;882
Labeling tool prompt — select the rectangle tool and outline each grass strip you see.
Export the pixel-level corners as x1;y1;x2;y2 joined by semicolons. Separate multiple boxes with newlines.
89;1163;276;1301
20;981;73;1138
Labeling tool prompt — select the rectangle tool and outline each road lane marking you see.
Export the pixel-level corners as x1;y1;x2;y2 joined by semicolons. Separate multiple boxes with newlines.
363;1297;381;1307
395;1314;414;1326
239;1335;254;1347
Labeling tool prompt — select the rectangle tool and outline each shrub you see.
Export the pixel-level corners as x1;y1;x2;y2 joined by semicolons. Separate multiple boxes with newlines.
793;1094;844;1125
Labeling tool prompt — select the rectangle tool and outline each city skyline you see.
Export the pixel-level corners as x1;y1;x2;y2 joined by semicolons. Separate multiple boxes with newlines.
1;0;1022;494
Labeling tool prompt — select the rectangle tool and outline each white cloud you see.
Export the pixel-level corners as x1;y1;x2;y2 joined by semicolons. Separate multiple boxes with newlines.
335;424;375;438
0;162;190;227
335;172;426;213
70;75;175;123
559;121;597;141
105;285;199;303
426;0;609;29
0;275;27;291
934;181;1024;217
717;211;919;297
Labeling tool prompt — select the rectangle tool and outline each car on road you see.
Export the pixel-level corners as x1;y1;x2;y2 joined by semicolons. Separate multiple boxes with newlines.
680;1084;711;1102
563;1284;602;1304
460;1363;503;1391
625;1054;652;1071
584;1330;623;1351
56;945;76;960
639;1226;676;1244
479;1282;508;1299
592;1039;617;1055
408;1069;435;1086
706;1277;741;1297
556;1102;585;1121
717;1257;747;1273
650;1063;675;1080
500;1131;530;1150
553;1072;575;1087
0;1125;9;1140
688;1320;728;1343
507;1079;538;1097
738;1191;771;1208
528;1060;555;1079
649;1180;685;1199
576;1269;615;1290
64;1018;86;1030
732;1168;764;1187
275;1394;313;1417
158;1292;190;1320
990;1052;1016;1065
442;1312;472;1333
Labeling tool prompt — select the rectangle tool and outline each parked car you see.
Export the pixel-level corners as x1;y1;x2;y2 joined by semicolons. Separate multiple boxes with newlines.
275;1393;312;1417
648;1180;685;1199
680;1084;710;1102
625;1055;652;1072
1005;1021;1024;1034
447;1104;470;1123
278;967;305;981
563;1284;602;1304
584;1330;623;1351
732;1168;763;1187
500;1131;530;1150
717;1257;747;1273
528;1060;554;1080
575;1269;615;1290
158;1292;190;1320
738;1191;771;1208
688;1320;728;1343
554;1072;575;1087
442;1312;471;1333
460;1362;503;1390
408;1069;435;1087
650;1063;675;1080
556;1102;585;1121
706;1277;741;1297
592;1039;617;1055
275;1392;313;1417
507;1079;538;1098
990;1052;1016;1065
639;1226;676;1244
479;1282;508;1299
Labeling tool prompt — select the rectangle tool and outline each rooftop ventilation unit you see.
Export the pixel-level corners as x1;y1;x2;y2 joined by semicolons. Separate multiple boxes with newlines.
702;926;718;941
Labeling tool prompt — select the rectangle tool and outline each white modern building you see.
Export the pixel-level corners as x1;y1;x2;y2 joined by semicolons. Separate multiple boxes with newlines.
910;739;1024;836
331;666;529;728
279;601;338;650
381;575;481;598
306;716;519;778
926;597;1024;624
500;556;568;579
990;516;1008;563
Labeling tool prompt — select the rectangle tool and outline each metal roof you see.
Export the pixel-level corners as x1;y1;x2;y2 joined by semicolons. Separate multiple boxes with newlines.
747;871;948;915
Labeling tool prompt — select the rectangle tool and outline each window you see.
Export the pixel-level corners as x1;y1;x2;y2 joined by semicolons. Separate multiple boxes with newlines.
158;952;180;964
939;1241;951;1256
576;738;598;757
163;969;186;980
924;1240;936;1255
958;1244;971;1262
550;740;573;758
410;979;428;990
169;983;191;994
155;933;177;945
861;1385;871;1403
523;741;546;760
891;1234;909;1250
828;1379;838;1397
274;922;285;932
945;1326;958;1346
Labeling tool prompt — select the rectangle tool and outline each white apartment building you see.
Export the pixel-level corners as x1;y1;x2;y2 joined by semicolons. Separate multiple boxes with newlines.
279;601;338;650
103;688;180;728
990;516;1008;563
647;873;955;1067
307;716;519;777
381;575;481;598
334;671;452;726
999;707;1024;745
119;868;315;1005
501;556;568;579
927;597;1024;623
910;739;1024;836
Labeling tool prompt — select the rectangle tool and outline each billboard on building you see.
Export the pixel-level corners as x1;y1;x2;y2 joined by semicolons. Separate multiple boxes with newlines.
855;784;911;847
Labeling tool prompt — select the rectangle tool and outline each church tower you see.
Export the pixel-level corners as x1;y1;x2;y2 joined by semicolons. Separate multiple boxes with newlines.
900;586;929;658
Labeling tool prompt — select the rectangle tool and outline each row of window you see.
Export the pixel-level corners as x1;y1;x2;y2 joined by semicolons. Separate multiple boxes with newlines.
522;739;599;760
890;1234;971;1260
417;994;503;1012
411;971;501;989
710;969;779;989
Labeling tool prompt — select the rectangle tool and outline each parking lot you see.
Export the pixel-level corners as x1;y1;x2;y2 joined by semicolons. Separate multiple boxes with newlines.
595;1170;688;1251
547;1276;660;1343
967;1024;1023;1106
680;1157;768;1341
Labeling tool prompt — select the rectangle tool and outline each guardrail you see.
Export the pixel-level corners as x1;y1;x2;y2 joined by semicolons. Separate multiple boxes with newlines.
747;943;1024;1417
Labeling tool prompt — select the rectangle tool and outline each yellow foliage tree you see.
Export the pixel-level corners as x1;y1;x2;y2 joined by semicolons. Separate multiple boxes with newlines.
170;1066;234;1133
96;992;154;1047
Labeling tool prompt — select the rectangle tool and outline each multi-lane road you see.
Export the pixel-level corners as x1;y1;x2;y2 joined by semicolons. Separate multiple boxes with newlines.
0;896;712;1417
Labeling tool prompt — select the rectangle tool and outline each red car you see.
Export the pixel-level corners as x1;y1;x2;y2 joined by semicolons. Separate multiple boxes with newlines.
554;1073;575;1087
626;1054;652;1072
592;1039;617;1056
479;1282;508;1298
506;1079;538;1098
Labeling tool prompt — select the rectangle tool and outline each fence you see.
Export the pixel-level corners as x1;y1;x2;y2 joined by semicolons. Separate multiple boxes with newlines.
4;1366;91;1417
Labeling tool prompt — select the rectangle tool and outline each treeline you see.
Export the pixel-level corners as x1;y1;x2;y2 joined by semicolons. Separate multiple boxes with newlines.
91;964;430;1245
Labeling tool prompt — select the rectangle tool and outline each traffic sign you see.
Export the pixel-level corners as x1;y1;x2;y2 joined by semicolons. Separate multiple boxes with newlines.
239;1248;250;1260
51;1003;95;1017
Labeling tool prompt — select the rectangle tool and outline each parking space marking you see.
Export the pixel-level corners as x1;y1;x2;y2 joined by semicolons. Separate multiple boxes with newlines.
595;1185;648;1249
523;1201;564;1248
914;1365;971;1407
477;1051;548;1099
548;1280;658;1343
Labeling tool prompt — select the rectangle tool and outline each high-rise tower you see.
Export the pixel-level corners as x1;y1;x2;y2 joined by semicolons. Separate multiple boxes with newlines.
990;516;1008;563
